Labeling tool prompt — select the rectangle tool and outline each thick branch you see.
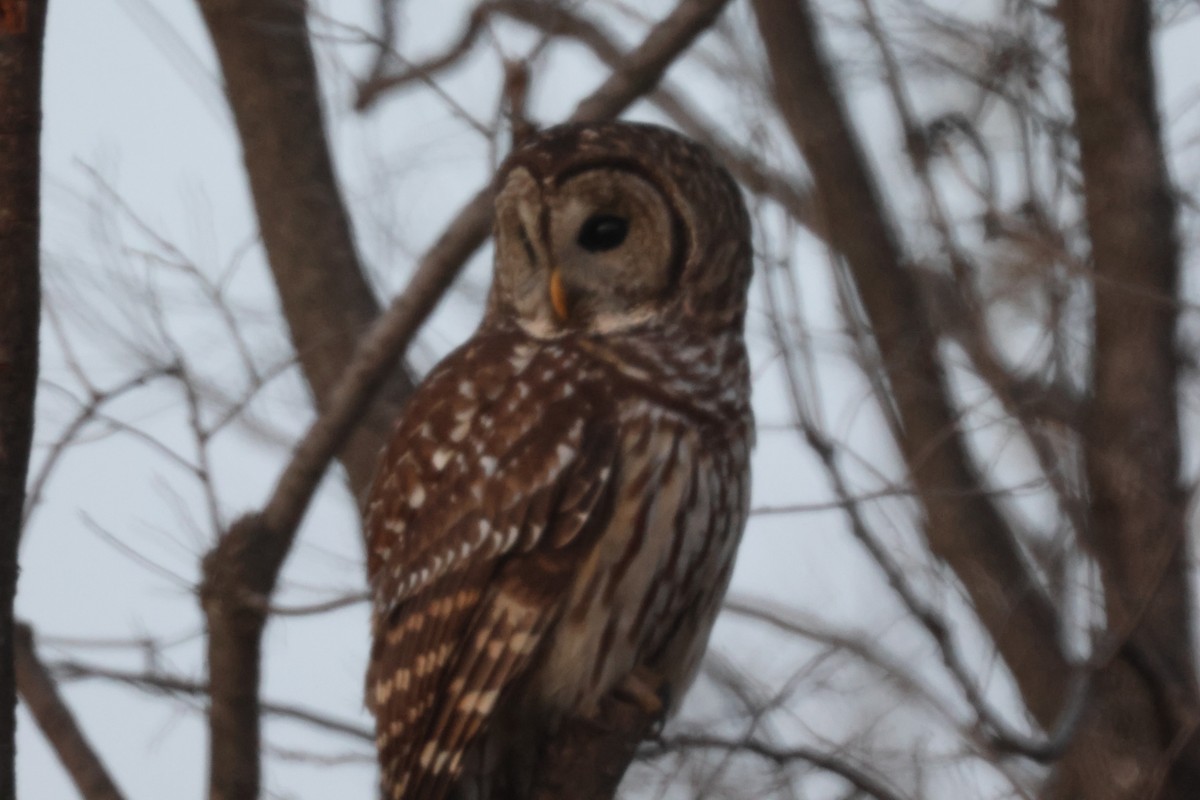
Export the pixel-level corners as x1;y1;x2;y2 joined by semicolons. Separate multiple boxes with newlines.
1065;0;1193;684
1049;2;1200;797
0;3;48;795
749;0;1070;726
14;624;126;800
195;0;414;504
199;2;735;798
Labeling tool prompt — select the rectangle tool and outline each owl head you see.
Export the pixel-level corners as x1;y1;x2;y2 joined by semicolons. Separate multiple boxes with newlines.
486;122;752;338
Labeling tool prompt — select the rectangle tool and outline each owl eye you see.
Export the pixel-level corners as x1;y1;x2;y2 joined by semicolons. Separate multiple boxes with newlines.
577;214;629;252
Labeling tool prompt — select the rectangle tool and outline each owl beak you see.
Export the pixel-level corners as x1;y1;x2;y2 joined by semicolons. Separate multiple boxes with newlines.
549;268;570;321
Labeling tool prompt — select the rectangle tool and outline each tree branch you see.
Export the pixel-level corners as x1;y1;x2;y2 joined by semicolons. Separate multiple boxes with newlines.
14;624;127;800
50;656;373;744
195;0;415;506
484;0;821;231
1049;2;1200;796
356;1;820;230
1064;0;1193;687
749;0;1071;728
648;733;913;800
854;0;1089;543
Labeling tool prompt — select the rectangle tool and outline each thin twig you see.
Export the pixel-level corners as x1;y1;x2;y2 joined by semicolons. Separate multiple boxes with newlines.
51;658;373;744
262;591;368;617
723;597;960;728
22;367;172;530
648;734;914;800
360;0;821;233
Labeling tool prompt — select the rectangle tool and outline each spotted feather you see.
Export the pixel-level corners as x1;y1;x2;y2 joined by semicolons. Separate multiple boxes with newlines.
367;332;620;797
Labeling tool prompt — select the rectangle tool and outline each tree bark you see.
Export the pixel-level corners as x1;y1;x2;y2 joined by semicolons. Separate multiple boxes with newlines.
194;0;414;506
0;1;49;795
200;514;273;800
1050;2;1200;797
749;0;1070;726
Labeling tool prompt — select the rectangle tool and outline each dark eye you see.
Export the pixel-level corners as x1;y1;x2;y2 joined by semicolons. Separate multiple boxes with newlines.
577;214;629;252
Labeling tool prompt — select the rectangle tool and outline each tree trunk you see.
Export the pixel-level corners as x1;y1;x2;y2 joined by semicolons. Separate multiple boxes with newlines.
0;1;49;795
1051;2;1200;796
14;623;125;800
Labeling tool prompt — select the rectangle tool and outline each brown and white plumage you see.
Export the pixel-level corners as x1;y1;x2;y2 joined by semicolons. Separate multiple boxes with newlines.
366;122;754;799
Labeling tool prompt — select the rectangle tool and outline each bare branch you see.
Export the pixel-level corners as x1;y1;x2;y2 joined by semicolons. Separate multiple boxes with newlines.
262;591;368;618
22;367;173;531
648;733;914;800
50;657;373;744
15;624;126;800
357;0;821;237
195;0;415;505
723;597;960;730
354;1;492;111
749;0;1071;729
797;409;1087;763
854;0;1089;541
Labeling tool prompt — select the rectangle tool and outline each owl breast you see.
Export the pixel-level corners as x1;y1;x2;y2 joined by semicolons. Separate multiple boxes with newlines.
530;392;751;717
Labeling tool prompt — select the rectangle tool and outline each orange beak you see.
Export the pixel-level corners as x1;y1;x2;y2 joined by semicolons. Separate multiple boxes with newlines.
549;269;570;321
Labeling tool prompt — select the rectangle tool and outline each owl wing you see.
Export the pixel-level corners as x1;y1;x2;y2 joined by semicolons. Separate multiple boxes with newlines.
366;341;619;799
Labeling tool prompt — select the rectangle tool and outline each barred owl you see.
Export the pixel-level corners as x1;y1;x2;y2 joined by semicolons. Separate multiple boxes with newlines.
366;122;754;799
